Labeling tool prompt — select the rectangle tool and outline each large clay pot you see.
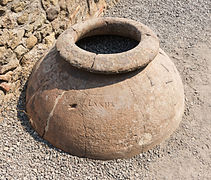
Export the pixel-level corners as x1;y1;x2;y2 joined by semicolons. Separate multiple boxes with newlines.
26;17;184;160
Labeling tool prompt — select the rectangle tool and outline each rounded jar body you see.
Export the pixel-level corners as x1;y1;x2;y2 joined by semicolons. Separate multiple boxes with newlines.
26;18;184;160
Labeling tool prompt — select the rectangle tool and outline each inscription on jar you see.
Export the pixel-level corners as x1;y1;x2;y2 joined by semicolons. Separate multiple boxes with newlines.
83;99;115;108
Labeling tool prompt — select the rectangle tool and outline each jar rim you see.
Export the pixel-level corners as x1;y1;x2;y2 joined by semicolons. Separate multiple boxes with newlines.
56;17;160;74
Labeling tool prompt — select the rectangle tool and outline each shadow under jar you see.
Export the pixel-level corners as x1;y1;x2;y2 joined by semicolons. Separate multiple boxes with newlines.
26;17;184;160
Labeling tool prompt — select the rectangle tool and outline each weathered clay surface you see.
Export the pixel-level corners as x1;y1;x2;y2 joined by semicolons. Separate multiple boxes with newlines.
26;18;184;160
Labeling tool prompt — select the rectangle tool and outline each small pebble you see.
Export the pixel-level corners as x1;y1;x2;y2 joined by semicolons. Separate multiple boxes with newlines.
26;35;37;49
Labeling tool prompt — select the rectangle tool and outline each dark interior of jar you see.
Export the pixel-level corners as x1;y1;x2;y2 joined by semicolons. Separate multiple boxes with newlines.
76;35;139;54
75;22;141;54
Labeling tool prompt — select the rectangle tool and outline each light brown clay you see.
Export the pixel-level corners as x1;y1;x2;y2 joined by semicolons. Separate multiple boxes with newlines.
26;17;184;160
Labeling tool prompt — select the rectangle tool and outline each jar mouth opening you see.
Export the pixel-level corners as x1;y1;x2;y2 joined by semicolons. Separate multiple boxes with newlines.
56;17;160;74
76;35;139;54
74;19;141;55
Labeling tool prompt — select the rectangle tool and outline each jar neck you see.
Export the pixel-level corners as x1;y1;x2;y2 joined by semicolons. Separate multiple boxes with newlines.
56;17;159;74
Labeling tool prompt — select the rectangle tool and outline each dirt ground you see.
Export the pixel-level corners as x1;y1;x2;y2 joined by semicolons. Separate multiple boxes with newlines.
147;42;211;179
0;0;211;179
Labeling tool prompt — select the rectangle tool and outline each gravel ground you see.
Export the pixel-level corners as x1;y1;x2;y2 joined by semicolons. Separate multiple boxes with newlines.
1;0;211;179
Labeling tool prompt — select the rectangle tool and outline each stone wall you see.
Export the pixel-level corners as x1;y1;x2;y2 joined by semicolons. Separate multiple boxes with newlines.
0;0;119;100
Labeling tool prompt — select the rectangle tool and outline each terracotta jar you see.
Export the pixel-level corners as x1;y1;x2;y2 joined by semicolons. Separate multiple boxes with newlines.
26;17;184;160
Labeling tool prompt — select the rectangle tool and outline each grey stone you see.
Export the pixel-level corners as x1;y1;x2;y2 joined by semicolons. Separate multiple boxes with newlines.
46;6;59;21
